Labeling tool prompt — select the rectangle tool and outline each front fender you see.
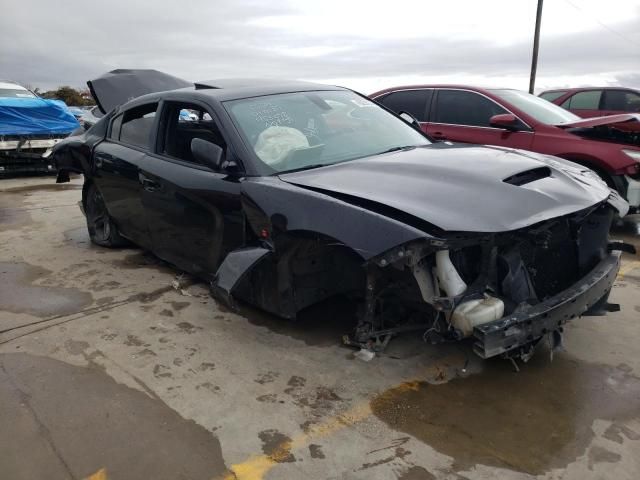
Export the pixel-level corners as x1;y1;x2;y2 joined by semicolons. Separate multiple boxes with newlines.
240;177;433;260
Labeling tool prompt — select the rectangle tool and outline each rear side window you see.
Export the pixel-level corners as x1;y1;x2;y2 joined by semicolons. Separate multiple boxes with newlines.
377;90;431;122
563;90;601;110
539;91;567;102
114;103;158;148
602;90;640;112
433;90;507;127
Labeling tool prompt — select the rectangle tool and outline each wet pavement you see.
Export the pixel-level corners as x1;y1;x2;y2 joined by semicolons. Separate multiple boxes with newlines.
0;353;230;480
1;176;639;480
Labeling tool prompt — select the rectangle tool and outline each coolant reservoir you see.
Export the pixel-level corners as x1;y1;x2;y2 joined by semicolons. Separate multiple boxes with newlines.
451;296;505;337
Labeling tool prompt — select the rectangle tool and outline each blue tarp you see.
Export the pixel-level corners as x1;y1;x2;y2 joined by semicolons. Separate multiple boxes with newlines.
0;97;80;136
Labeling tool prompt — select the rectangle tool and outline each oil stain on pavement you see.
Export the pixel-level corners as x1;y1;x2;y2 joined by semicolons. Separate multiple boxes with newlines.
371;353;640;475
0;262;93;317
0;353;230;480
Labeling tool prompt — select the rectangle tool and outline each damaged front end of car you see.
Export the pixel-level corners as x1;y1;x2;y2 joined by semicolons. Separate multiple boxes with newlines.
211;193;631;362
209;144;633;363
346;198;631;362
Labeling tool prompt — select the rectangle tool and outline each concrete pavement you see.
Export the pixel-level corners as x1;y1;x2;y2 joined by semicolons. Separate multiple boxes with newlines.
1;176;639;480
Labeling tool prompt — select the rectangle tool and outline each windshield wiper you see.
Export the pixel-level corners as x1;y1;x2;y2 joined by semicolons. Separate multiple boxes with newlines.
374;145;418;156
277;164;328;174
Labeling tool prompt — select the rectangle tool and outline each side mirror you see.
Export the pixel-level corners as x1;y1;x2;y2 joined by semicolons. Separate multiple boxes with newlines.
191;138;224;171
489;113;519;130
398;111;421;128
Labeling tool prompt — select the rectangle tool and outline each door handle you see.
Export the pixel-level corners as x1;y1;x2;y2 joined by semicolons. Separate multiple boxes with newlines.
139;174;161;192
431;131;447;140
94;153;111;168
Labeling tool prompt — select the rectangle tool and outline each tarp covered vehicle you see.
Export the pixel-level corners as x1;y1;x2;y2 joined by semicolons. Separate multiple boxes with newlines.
54;70;633;364
0;81;79;175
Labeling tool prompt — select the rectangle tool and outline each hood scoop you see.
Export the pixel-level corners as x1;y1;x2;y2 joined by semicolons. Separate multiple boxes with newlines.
503;167;551;186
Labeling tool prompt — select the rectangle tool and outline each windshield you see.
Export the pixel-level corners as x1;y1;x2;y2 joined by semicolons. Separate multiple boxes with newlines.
0;88;36;98
492;89;580;125
225;90;430;174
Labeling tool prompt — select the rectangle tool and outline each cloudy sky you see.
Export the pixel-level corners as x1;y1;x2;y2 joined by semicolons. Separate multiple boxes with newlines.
2;0;639;94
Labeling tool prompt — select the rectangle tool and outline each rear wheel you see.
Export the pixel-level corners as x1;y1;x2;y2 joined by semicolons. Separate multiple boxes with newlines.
85;183;127;247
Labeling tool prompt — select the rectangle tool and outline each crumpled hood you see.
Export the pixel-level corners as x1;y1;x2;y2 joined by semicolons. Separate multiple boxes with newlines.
280;144;614;233
556;113;640;132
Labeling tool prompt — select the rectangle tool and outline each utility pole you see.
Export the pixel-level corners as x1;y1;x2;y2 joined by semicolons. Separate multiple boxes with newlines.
529;0;544;94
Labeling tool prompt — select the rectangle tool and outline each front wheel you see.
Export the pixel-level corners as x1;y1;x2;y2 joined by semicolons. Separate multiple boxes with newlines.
85;183;127;247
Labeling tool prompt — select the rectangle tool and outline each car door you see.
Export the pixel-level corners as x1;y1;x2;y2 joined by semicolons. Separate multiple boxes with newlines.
600;89;640;116
375;89;432;133
425;89;534;149
139;101;244;277
92;102;158;248
560;90;603;118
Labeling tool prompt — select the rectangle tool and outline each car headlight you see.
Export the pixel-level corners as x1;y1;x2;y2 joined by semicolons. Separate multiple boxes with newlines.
622;149;640;163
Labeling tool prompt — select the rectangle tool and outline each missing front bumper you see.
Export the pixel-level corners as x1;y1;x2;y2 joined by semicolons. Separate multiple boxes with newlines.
473;251;621;359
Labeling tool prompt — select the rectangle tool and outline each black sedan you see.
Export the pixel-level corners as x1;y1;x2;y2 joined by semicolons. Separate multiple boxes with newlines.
53;70;630;362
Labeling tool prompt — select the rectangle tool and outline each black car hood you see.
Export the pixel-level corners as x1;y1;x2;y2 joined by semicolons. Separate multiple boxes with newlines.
88;69;191;114
279;144;613;233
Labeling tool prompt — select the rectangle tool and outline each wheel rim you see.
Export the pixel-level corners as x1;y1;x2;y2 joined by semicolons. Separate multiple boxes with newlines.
87;187;110;242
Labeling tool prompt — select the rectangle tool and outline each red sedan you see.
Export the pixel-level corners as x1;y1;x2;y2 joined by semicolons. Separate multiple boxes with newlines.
539;87;640;118
370;85;640;212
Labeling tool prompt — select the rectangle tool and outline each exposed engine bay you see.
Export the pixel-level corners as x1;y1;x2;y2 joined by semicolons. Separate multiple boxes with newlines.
571;126;640;148
344;203;624;362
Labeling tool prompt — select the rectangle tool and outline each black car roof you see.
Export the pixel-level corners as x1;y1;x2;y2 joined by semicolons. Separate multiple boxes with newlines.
90;69;350;112
190;79;347;101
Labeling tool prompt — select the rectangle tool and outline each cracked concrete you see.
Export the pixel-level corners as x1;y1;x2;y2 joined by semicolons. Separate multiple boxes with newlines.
1;175;640;480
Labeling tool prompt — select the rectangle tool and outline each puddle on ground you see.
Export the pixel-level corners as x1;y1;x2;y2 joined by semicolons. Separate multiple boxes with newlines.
0;262;93;317
0;353;230;479
112;251;175;275
397;465;436;480
371;353;640;475
241;295;358;347
0;209;35;231
258;429;296;463
0;188;34;231
1;183;82;194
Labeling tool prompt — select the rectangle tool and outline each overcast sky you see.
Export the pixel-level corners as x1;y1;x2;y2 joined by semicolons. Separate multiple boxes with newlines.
1;0;639;94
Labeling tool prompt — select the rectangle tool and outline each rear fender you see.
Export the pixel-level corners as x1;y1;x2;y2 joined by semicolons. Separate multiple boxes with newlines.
53;140;93;182
53;112;112;182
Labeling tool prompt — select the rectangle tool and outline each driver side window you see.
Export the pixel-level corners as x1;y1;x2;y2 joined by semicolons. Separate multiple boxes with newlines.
434;90;507;127
160;103;226;166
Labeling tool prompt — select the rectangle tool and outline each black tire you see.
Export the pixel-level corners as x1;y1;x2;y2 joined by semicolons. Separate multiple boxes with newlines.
85;183;127;247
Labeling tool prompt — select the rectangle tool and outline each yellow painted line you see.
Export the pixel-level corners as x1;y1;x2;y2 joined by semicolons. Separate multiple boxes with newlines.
618;260;640;280
221;381;422;480
84;468;107;480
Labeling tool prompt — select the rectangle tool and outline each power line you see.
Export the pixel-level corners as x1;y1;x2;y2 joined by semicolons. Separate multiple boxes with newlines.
563;0;640;48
